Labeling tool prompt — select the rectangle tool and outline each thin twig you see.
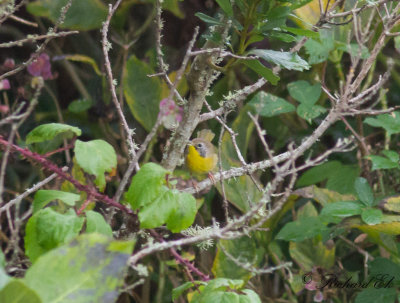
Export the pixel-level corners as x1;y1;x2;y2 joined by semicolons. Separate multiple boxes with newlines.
101;0;139;172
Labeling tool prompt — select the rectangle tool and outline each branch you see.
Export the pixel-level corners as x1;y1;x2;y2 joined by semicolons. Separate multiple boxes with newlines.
0;136;135;216
102;0;139;172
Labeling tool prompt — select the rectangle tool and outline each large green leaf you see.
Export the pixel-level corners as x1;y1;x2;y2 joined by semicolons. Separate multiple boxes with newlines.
0;280;41;303
304;28;335;64
85;210;113;237
24;233;134;303
369;257;400;286
189;278;261;303
297;162;360;195
364;111;400;136
33;190;80;214
123;56;162;131
368;150;400;171
361;208;383;225
248;91;295;117
125;163;196;232
26;123;81;144
166;191;197;233
248;49;310;71
212;237;263;281
125;163;168;209
242;60;280;85
25;208;84;263
287;80;321;106
289;239;335;272
354;177;374;206
216;0;233;16
74;139;117;191
27;0;107;30
355;288;396;303
320;201;363;218
287;80;325;122
276;216;328;242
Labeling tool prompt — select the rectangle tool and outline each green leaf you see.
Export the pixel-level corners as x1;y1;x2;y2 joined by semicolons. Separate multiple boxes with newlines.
239;289;262;303
242;60;280;85
395;35;400;53
289;239;335;272
126;163;196;232
325;164;360;195
296;104;326;122
216;0;233;17
354;177;374;206
195;13;224;26
212;238;263;281
248;49;310;71
320;201;363;218
74;139;117;191
287;80;326;122
295;186;357;207
216;175;262;213
269;31;297;43
260;6;291;31
125;163;168;209
172;281;196;301
68;99;93;113
368;150;400;170
304;29;335;64
24;233;134;303
123;56;162;131
25;208;84;263
297;161;341;187
27;0;107;31
287;80;321;106
337;43;370;59
166;191;197;233
369;257;400;286
202;278;244;291
276;217;328;242
361;208;383;225
355;288;396;303
0;250;5;268
85;210;113;237
281;26;319;39
248;91;295;117
364;112;400;136
193;291;240;303
33;190;80;214
0;280;41;303
0;268;10;290
26;123;81;144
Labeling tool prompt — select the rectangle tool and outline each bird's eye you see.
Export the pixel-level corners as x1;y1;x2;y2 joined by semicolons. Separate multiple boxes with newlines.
196;143;203;148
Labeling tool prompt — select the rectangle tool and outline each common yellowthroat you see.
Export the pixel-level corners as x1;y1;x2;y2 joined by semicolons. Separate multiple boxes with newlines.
185;129;218;180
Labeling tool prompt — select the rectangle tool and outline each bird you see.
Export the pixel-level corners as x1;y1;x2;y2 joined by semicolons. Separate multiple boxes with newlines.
185;129;218;181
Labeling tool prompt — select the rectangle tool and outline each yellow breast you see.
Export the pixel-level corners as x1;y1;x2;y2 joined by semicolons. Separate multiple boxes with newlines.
186;145;217;175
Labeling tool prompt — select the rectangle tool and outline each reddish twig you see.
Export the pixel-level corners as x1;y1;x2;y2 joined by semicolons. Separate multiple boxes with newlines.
150;230;210;281
0;136;135;216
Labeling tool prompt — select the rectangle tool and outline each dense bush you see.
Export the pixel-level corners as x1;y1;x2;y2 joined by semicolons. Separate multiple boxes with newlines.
1;0;400;302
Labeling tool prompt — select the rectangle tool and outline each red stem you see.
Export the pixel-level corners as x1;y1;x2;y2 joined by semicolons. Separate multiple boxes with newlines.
150;229;210;281
0;136;135;215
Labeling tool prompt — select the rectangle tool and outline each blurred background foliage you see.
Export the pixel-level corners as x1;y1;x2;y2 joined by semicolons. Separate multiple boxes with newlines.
2;0;400;302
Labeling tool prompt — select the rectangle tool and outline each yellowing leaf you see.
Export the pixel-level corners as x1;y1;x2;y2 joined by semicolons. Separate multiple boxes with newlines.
294;0;334;28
